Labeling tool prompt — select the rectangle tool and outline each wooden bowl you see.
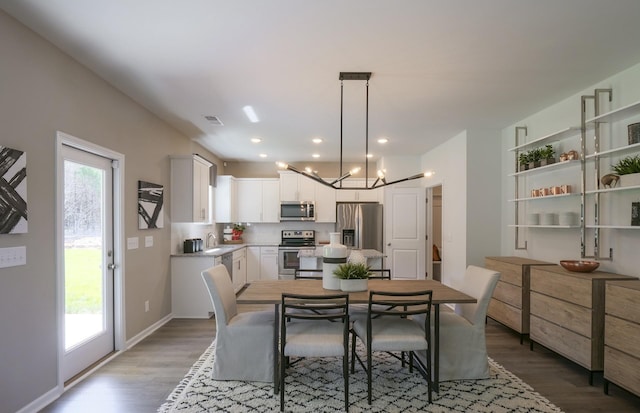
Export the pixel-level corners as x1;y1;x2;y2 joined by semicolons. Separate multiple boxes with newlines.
559;260;600;273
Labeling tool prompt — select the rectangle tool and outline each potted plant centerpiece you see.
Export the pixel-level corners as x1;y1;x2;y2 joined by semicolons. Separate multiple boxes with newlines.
333;262;371;292
612;155;640;187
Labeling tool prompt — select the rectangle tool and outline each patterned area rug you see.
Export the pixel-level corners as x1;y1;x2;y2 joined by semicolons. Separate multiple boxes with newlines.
158;342;564;412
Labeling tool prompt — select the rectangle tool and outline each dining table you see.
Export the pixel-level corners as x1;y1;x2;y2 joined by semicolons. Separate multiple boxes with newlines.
236;279;476;393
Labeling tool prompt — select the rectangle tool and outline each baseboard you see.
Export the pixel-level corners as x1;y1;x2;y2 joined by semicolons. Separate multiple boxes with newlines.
16;386;61;413
20;313;174;412
125;313;173;349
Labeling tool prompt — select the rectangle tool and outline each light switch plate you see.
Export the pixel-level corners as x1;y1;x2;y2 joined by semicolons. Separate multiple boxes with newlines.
0;246;26;268
145;236;153;247
127;237;139;250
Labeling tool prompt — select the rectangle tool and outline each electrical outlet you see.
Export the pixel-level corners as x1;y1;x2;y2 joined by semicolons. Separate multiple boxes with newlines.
145;300;150;312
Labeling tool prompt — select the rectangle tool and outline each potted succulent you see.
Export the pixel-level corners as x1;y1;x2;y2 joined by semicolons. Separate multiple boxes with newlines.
612;155;640;187
333;262;371;292
539;145;556;166
527;148;542;170
518;152;530;171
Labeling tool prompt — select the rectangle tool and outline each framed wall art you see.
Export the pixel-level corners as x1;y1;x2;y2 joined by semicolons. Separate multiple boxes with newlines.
0;146;27;234
138;180;164;229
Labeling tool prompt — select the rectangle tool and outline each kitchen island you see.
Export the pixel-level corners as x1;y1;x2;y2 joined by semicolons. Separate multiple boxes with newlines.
298;247;384;271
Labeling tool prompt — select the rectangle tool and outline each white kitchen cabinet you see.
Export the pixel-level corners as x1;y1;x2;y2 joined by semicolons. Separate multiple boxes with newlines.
260;246;279;280
171;256;217;318
314;180;336;222
247;246;278;281
232;248;247;293
170;155;213;223
279;171;315;202
335;178;381;202
246;246;260;282
215;175;237;223
236;178;280;223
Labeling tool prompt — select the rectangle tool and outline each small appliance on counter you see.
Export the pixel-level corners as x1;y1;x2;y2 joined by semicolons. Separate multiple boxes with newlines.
183;238;203;253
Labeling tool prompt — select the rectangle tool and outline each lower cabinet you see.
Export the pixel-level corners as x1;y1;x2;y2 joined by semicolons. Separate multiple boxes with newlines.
247;246;279;281
484;256;554;341
171;256;218;319
529;265;635;381
232;248;247;293
604;280;640;397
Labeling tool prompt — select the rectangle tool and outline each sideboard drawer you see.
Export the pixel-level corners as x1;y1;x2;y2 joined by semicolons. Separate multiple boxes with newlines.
531;269;592;307
531;291;592;337
531;315;592;368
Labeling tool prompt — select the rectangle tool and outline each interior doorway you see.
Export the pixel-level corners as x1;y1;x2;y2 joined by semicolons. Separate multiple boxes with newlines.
426;185;443;281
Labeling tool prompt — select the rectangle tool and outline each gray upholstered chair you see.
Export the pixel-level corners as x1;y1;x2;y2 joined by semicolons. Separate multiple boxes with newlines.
414;265;500;381
201;264;274;382
280;293;350;412
351;290;433;405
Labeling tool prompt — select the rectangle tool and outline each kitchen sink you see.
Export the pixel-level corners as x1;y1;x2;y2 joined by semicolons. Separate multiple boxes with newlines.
204;246;236;253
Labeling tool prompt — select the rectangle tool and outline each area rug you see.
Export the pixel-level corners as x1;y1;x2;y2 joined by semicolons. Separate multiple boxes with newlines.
158;342;564;413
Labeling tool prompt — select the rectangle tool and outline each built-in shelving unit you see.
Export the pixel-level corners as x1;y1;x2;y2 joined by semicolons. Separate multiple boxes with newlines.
510;126;582;250
581;90;640;258
509;91;640;256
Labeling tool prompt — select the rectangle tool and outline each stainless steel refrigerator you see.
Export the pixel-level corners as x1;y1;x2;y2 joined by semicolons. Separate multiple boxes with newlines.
336;203;383;251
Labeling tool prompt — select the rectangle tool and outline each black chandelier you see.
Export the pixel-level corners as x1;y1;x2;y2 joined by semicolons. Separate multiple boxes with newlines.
277;72;433;189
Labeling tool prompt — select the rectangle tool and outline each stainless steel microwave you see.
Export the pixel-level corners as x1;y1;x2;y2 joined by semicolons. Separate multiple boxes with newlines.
280;201;315;221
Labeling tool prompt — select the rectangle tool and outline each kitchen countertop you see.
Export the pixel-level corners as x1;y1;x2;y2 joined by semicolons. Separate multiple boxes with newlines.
298;247;385;258
171;243;279;257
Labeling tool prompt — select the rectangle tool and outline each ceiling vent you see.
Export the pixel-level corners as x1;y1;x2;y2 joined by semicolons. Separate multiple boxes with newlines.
204;115;223;126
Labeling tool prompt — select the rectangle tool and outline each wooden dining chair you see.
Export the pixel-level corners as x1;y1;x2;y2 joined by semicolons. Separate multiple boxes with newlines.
280;293;350;412
351;290;433;405
201;264;275;382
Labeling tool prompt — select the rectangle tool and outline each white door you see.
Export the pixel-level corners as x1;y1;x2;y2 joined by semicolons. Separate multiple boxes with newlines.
384;186;425;279
60;144;115;381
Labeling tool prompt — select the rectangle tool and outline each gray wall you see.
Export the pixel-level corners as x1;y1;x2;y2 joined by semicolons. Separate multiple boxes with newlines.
0;11;217;412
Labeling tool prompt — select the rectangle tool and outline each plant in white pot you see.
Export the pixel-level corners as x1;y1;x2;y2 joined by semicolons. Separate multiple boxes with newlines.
333;262;370;292
612;155;640;187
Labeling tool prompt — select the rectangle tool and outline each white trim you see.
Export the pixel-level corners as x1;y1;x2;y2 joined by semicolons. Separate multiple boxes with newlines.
55;131;126;389
15;386;60;413
126;313;174;349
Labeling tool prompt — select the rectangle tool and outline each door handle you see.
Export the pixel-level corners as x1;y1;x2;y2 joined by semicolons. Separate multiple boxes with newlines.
108;263;118;270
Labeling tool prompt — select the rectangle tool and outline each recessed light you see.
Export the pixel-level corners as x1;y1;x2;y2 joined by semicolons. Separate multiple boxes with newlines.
251;137;262;143
242;105;259;123
312;154;320;158
312;137;323;144
259;153;267;158
377;137;388;144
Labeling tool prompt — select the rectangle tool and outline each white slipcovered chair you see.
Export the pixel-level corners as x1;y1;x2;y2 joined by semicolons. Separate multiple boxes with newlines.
201;264;274;382
415;265;500;381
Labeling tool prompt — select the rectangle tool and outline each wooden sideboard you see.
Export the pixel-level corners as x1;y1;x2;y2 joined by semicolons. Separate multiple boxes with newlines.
529;265;636;384
604;280;640;397
484;256;554;343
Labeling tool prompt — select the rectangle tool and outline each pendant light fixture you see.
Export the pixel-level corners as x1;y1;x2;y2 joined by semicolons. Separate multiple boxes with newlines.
277;72;433;189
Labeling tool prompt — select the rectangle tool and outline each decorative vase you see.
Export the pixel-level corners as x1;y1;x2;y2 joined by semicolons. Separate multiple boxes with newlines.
340;278;368;292
323;232;347;290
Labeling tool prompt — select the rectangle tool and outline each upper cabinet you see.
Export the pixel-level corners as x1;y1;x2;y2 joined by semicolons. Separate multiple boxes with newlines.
236;178;279;223
279;171;315;202
215;175;237;223
314;180;336;223
170;155;213;223
335;178;382;203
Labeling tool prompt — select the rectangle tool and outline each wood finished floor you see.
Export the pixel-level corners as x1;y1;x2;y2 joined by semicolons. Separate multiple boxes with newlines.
41;308;640;413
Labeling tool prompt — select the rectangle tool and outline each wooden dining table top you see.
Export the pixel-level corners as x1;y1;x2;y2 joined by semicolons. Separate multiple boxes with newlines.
236;279;476;305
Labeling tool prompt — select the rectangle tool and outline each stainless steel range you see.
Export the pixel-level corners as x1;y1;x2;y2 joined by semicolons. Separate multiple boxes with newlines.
278;230;316;277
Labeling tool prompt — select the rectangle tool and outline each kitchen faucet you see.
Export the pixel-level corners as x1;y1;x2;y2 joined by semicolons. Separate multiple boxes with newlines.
206;232;217;248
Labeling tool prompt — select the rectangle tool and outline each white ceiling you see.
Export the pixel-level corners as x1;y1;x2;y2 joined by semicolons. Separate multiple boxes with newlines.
4;0;640;164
